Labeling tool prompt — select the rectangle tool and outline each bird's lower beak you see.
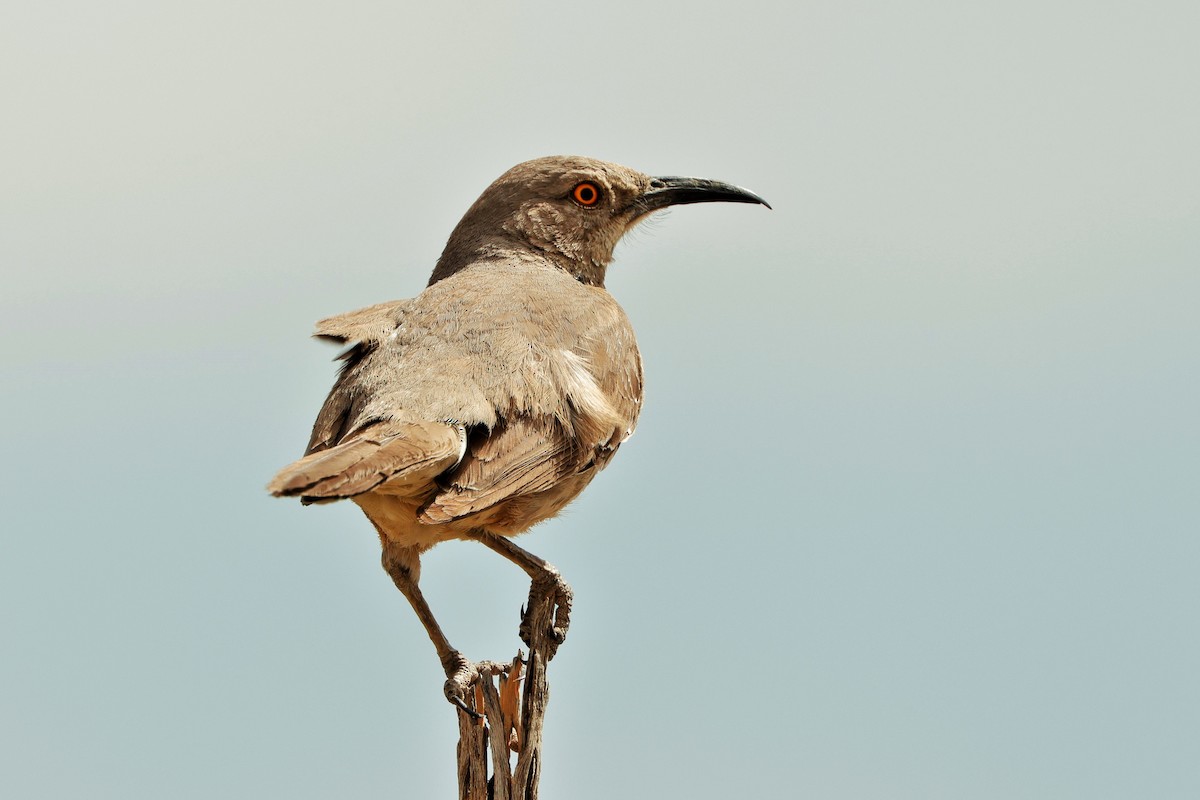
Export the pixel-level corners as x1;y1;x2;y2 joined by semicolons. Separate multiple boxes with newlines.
633;176;771;216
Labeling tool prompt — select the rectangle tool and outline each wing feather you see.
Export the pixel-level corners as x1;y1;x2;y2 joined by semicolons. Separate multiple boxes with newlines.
419;417;579;523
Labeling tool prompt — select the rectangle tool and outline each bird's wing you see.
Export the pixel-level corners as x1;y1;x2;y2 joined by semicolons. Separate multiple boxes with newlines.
302;300;420;456
269;420;463;504
419;416;580;523
304;346;369;455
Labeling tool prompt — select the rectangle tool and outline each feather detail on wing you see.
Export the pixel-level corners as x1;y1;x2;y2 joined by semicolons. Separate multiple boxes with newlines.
419;416;580;523
268;420;464;504
303;301;409;455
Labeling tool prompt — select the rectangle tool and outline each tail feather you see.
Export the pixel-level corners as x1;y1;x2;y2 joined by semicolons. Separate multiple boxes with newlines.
268;421;463;502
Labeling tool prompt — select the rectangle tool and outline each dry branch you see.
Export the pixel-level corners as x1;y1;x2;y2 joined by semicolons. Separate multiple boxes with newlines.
454;575;568;800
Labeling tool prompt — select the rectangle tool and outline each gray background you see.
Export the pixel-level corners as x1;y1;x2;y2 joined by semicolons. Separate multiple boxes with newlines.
3;1;1197;797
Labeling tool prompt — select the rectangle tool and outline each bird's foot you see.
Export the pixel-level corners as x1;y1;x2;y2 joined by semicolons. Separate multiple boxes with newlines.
519;566;573;658
441;650;483;718
441;651;514;718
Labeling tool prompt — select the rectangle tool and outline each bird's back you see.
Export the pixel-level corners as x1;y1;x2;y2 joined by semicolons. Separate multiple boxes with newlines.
270;254;643;546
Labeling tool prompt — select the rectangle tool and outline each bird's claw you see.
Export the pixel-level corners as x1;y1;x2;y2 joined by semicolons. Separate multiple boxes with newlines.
444;680;482;719
518;568;574;654
441;650;482;718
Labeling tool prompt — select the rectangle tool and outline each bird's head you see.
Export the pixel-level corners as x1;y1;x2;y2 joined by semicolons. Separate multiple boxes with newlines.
430;155;770;286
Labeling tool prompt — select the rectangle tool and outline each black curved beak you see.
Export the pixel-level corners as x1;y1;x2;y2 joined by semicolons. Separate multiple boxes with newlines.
633;176;772;216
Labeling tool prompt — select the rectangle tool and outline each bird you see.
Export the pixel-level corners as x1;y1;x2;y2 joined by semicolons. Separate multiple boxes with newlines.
268;155;769;711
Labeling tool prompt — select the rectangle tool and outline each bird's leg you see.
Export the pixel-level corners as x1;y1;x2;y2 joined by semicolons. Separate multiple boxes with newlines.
380;541;481;717
465;530;573;655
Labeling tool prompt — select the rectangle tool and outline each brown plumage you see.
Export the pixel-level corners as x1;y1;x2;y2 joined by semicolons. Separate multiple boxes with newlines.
268;155;768;709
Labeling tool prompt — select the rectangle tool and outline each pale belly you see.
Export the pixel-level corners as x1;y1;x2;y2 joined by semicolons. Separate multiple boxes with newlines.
352;469;600;552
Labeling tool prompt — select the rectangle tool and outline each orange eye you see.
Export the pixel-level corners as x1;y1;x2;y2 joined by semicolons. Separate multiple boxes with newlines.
572;182;601;207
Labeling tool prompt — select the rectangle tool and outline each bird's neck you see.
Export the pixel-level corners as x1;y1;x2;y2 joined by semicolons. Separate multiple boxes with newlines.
429;238;608;287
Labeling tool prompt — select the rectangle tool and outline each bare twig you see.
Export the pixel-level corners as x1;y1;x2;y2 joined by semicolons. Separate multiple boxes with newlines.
454;576;569;799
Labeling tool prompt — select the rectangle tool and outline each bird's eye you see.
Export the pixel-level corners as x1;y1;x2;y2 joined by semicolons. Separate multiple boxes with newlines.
572;182;601;207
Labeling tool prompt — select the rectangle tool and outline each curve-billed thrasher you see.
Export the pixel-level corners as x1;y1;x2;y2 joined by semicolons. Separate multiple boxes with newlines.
269;155;768;710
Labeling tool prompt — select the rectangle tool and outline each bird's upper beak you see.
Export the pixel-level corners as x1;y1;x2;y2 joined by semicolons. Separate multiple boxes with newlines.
632;176;771;216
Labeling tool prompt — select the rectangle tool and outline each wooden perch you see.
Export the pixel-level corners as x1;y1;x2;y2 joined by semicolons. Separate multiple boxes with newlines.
454;573;570;800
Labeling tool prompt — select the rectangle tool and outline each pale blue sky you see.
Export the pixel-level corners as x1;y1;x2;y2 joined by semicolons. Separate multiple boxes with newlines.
2;1;1197;797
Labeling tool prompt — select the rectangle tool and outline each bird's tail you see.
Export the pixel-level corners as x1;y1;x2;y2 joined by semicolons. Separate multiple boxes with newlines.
268;421;465;505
